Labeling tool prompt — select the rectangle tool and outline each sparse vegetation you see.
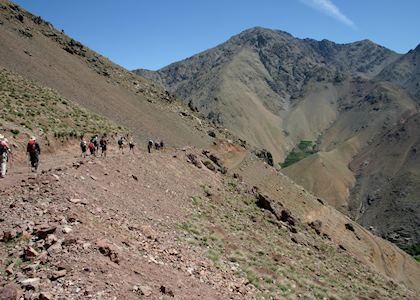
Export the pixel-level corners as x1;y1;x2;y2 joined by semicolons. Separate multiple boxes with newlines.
0;68;123;142
280;140;317;168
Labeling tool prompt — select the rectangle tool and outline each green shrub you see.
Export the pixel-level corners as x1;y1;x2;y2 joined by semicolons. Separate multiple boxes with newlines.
10;129;19;135
280;140;317;168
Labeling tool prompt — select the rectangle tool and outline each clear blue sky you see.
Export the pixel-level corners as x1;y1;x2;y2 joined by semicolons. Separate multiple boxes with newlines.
13;0;420;71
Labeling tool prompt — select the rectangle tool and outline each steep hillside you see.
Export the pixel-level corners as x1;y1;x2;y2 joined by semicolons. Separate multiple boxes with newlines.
349;113;420;253
377;43;420;100
0;67;121;158
0;1;214;150
0;142;419;299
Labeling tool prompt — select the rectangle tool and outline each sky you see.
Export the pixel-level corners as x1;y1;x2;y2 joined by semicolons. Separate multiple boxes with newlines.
13;0;420;71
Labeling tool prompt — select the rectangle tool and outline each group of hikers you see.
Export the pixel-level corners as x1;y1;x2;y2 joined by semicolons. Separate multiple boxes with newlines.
0;132;165;179
80;134;164;157
79;134;110;158
0;134;41;178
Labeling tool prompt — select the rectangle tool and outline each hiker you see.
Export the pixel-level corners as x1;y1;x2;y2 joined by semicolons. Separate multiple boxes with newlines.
88;141;95;156
128;137;135;153
159;140;164;149
0;135;12;178
91;135;99;155
80;136;87;157
147;140;153;153
154;141;160;150
100;135;108;157
118;136;125;154
27;136;41;172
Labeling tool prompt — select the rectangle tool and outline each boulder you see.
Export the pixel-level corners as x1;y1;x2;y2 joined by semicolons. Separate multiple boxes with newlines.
96;239;119;264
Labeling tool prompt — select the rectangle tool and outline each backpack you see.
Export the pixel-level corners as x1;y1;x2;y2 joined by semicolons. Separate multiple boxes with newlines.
118;138;123;146
88;142;94;150
0;142;4;155
28;142;37;154
80;140;87;149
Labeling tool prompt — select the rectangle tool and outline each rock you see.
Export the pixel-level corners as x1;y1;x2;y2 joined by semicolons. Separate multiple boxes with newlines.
0;283;22;300
131;174;138;181
159;286;174;297
39;292;54;300
1;230;17;242
51;269;67;280
52;174;60;181
69;198;82;204
33;224;56;239
338;244;347;251
23;246;39;259
6;261;15;275
308;220;322;235
253;149;274;166
208;131;216;138
62;226;73;234
209;154;222;168
203;160;216;171
255;193;283;221
140;225;158;241
139;285;152;296
280;209;296;226
90;175;97;181
47;240;62;256
186;153;202;168
19;278;40;290
291;234;307;245
345;223;355;232
96;239;119;264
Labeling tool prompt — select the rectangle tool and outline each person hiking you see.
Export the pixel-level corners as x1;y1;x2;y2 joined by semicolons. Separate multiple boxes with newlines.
0;135;12;178
27;136;40;172
154;141;160;150
147;140;153;153
88;141;95;156
99;135;108;157
159;140;164;149
80;136;87;157
118;136;125;154
91;135;99;156
128;137;135;153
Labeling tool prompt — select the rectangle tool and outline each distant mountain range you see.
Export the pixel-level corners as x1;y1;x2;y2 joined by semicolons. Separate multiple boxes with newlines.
135;27;420;251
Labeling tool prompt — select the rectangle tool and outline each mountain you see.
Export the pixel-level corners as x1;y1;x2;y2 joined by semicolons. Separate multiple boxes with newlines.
135;27;400;161
135;27;420;252
377;43;420;100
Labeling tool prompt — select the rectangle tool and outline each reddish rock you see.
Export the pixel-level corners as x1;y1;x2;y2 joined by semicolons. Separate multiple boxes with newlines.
96;239;120;264
39;292;54;300
51;269;67;280
0;283;22;300
139;285;152;296
140;225;158;241
33;224;57;239
23;246;39;259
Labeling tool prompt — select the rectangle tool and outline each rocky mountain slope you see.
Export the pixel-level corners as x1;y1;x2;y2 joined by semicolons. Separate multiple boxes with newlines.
135;27;420;252
0;142;419;299
377;43;420;100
